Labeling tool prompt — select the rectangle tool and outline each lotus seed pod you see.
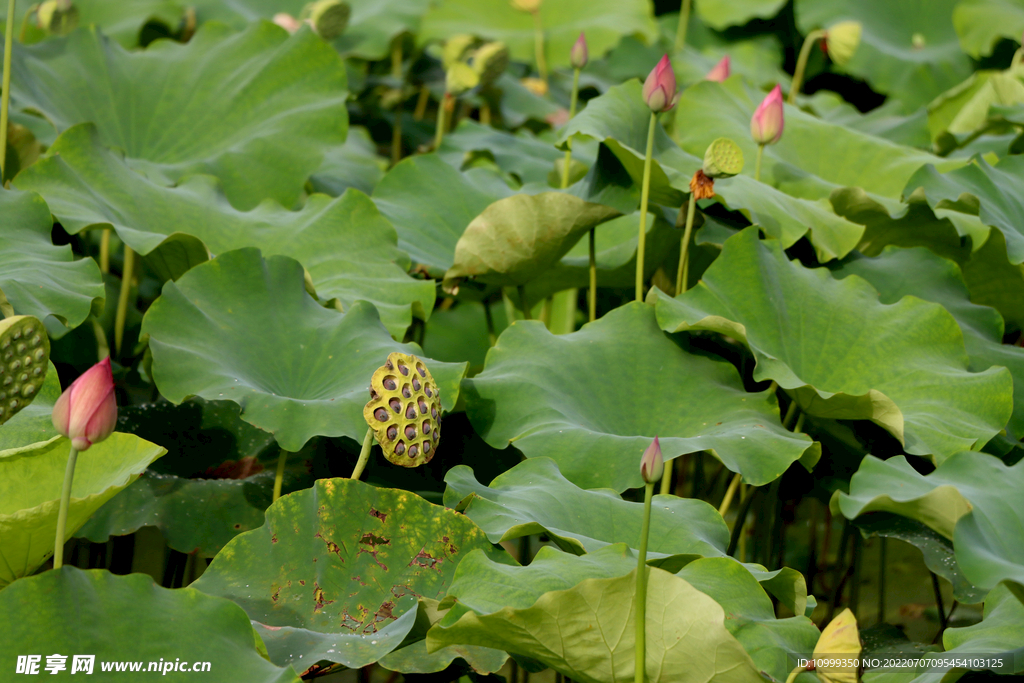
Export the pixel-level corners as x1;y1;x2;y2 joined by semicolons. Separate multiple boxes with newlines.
442;34;478;68
826;21;862;67
702;137;744;179
36;0;78;35
363;352;442;467
446;62;480;96
0;316;50;426
304;0;350;40
471;42;510;89
510;0;541;13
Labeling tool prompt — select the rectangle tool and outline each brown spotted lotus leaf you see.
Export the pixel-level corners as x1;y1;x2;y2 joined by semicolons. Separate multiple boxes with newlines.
0;315;50;425
363;352;441;467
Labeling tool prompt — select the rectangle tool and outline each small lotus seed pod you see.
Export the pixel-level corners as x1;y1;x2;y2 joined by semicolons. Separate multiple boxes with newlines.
446;62;480;96
36;0;78;35
304;0;350;40
471;41;510;89
702;137;744;179
363;352;442;467
640;436;663;485
826;21;862;67
443;34;477;69
0;316;50;426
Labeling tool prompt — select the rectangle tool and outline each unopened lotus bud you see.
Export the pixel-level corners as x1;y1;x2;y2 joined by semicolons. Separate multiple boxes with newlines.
443;34;477;69
273;13;302;33
446;62;480;96
825;21;862;66
570;32;588;69
751;85;784;145
471;42;510;89
52;357;117;452
363;352;442;467
521;76;548;96
0;316;50;425
702;137;743;179
640;437;663;485
303;0;350;40
705;55;730;82
510;0;541;13
36;0;78;35
642;55;678;113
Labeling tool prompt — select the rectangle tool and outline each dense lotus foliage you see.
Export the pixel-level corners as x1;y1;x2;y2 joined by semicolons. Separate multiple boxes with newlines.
1;0;1024;682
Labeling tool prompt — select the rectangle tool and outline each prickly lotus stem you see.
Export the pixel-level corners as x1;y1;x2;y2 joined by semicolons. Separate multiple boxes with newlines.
363;352;441;467
0;315;50;425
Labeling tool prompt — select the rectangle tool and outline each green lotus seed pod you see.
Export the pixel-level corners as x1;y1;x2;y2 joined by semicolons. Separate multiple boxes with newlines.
471;42;510;89
363;352;442;468
304;0;349;40
36;0;78;35
702;137;744;179
826;21;862;67
446;62;480;96
442;34;477;69
0;315;50;425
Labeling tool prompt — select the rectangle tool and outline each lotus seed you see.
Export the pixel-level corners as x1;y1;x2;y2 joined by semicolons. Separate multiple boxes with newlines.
31;334;41;346
374;408;389;422
383;376;397;391
32;367;42;377
2;376;10;386
20;384;36;398
412;377;421;391
18;373;28;383
417;364;426;377
16;342;26;354
425;386;432;397
423;441;431;454
418;399;427;414
422;421;431;434
431;405;438;419
33;348;44;361
387;425;398;440
408;444;419;457
405;425;417;440
397;362;409;376
401;385;411;398
388;398;401;413
405;404;416;419
395;442;406;455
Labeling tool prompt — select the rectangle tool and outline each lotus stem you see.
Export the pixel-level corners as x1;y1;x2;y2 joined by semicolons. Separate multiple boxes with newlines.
674;0;691;53
877;538;886;624
413;85;429;121
0;0;16;181
113;245;135;354
635;112;657;302
659;460;673;495
675;193;697;295
718;472;742;516
518;285;531;320
782;399;799;430
480;101;491;126
532;10;547;85
99;230;111;273
789;29;825;104
434;93;448;150
483;299;497;346
272;450;288;501
348;426;376;481
794;411;806;433
738;484;748;561
634;481;654;683
755;144;765;182
588;229;597;322
53;445;80;569
561;67;581;189
727;484;758;556
391;40;403;167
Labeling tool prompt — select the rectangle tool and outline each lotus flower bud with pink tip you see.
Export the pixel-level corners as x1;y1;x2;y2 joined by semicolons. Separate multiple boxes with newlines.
570;32;588;69
640;436;663;484
751;84;784;145
642;55;678;113
706;55;730;82
51;357;118;451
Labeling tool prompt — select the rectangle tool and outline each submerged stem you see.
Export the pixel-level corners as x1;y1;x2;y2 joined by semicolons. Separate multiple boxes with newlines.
0;0;17;181
675;193;697;295
53;445;80;569
789;30;825;104
634;482;654;683
635;112;657;302
349;427;376;481
273;450;288;502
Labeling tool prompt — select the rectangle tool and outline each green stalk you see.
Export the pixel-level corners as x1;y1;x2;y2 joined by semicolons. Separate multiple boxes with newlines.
272;450;288;502
18;5;38;43
518;285;531;320
532;10;547;85
434;93;448;150
789;29;825;104
99;230;111;273
659;460;673;495
718;472;742;516
561;67;580;190
113;246;135;354
390;39;403;167
754;144;765;183
675;193;697;295
635;112;657;302
588;229;597;322
0;0;17;181
634;482;654;683
349;426;376;481
53;445;80;569
673;0;692;53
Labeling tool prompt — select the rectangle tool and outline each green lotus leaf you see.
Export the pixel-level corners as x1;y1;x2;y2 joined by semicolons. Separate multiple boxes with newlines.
14;124;432;337
954;0;1024;58
0;433;166;587
694;0;787;30
192;478;512;670
926;68;1024;146
653;228;1013;461
1;0;183;47
0;567;300;683
0;189;104;338
0;361;60;450
9;21;348;209
439;120;565;186
442;193;621;290
422;301;510;371
309;126;388;197
834;451;1024;599
463;302;817;491
141;249;467;452
794;0;972;109
832;246;1024;447
429;548;764;683
939;583;1024;671
419;0;657;72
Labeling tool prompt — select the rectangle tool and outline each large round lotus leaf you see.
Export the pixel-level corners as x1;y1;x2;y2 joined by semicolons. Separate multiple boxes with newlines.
939;584;1024;672
141;249;467;452
439;120;565;187
653;228;1013;461
954;0;1024;58
8;21;348;210
832;246;1024;448
834;451;1024;600
463;302;817;491
0;567;300;683
430;548;763;683
694;0;787;29
310;127;387;197
0;361;59;449
794;0;972;109
0;433;166;587
443;193;621;290
419;0;657;71
0;315;50;426
14;124;433;337
192;478;512;669
0;189;104;338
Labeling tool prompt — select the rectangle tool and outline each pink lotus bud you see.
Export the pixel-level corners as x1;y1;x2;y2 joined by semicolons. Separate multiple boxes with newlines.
51;357;118;451
640;437;663;484
750;84;784;145
570;32;588;69
642;55;678;113
705;55;730;82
